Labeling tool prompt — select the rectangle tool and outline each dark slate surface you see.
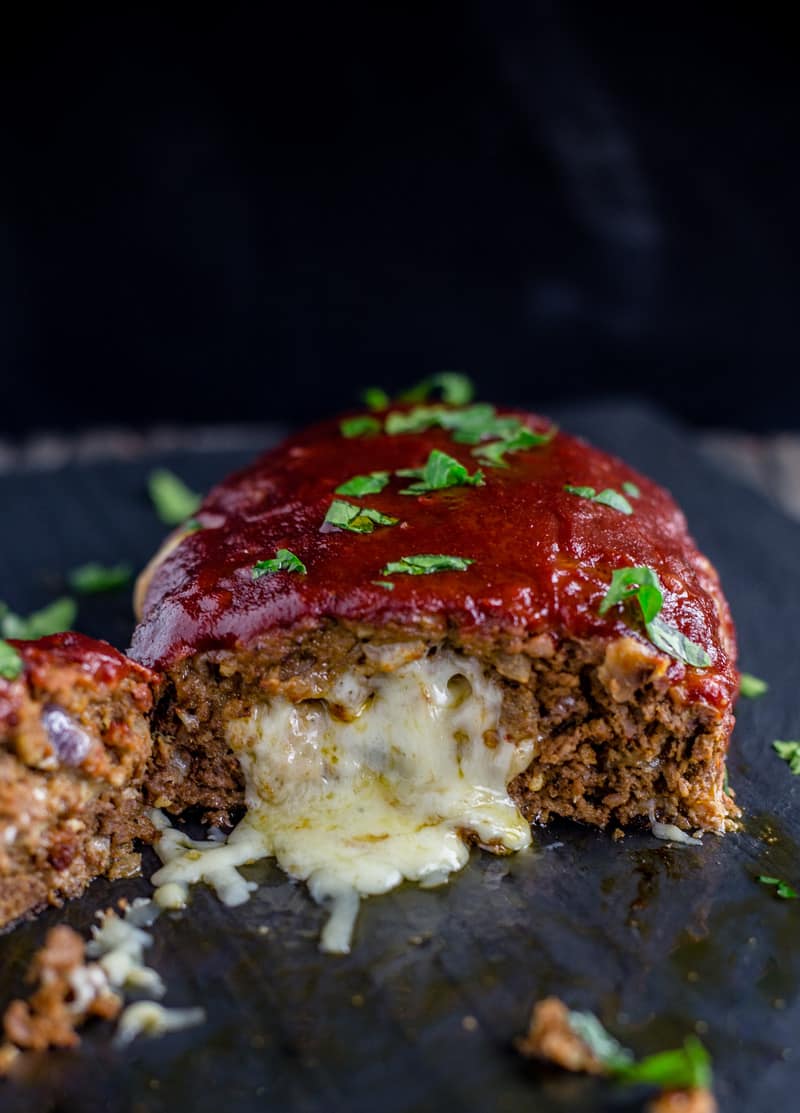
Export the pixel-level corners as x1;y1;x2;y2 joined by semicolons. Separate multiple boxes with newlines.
1;402;798;1113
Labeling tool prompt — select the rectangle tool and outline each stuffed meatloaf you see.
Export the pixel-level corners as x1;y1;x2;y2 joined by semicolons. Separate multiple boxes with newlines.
131;400;738;894
0;634;156;928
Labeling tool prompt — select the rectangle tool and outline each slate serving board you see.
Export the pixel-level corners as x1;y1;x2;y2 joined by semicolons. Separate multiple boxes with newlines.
1;401;798;1113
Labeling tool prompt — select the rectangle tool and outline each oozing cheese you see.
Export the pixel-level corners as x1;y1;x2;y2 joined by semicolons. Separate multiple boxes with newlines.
151;651;534;953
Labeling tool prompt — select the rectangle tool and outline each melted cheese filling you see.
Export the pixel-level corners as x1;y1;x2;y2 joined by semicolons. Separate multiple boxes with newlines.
151;651;534;953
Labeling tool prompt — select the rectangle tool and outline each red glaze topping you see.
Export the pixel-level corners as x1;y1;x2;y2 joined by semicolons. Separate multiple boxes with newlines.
131;409;737;709
1;633;157;735
1;632;155;693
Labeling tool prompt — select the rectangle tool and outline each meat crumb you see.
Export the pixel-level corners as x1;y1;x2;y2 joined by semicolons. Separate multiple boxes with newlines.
647;1088;718;1113
0;925;121;1073
514;996;604;1074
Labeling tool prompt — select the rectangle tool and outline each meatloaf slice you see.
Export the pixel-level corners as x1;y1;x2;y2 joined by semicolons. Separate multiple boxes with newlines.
131;402;738;891
0;633;156;929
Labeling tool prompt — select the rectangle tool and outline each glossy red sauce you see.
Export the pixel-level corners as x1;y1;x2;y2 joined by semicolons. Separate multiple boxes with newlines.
2;632;154;692
131;409;737;709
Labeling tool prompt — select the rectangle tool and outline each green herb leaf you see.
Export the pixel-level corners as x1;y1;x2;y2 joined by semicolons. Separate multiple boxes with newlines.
472;425;556;466
598;567;711;667
399;372;474;406
183;518;203;533
622;481;640;498
0;639;24;680
382;554;474;576
148;469;202;526
646;615;713;668
565;485;633;515
252;550;307;578
739;673;768;699
0;597;77;640
372;580;395;591
616;1036;712;1090
68;562;133;594
323;499;399;534
399;449;484;494
566;1011;633;1072
759;875;799;899
340;415;381;438
335;471;391;497
773;740;800;774
361;387;391;411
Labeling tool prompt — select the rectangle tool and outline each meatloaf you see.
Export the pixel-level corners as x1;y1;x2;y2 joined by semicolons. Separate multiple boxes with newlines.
0;634;156;929
131;400;738;858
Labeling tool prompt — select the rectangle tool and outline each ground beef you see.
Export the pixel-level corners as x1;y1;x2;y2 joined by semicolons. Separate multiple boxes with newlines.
0;635;157;930
144;619;736;835
0;924;120;1073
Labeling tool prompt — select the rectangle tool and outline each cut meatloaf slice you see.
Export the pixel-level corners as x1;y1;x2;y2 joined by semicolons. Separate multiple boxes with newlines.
0;633;157;930
131;401;738;857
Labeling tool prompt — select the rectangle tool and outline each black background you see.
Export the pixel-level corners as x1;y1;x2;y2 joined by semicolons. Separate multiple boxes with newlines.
5;3;798;435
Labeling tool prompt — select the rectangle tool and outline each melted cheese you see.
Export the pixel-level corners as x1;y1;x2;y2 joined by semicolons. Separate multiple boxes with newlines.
151;651;534;953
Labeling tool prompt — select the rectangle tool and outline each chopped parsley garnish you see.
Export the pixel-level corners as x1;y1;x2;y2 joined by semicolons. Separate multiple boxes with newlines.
382;554;474;576
0;598;77;640
340;415;381;438
617;1036;712;1090
773;740;800;774
252;550;307;578
622;481;640;498
323;499;399;534
398;449;484;494
399;372;474;406
0;639;23;680
740;673;768;699
361;387;391;411
68;562;133;594
372;580;395;591
564;1011;711;1091
759;876;799;900
472;425;556;467
335;471;391;497
148;469;202;526
564;485;633;515
598;567;711;668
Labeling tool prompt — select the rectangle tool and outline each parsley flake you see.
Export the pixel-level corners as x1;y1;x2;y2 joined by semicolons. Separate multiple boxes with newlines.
0;598;77;640
323;500;399;534
361;387;391;411
564;485;633;515
617;1036;712;1090
148;469;202;526
399;372;474;406
740;673;768;699
0;639;23;680
252;550;307;578
759;876;799;900
472;425;556;466
398;449;484;494
340;415;381;438
598;567;711;667
562;1012;712;1090
382;554;474;576
622;481;640;498
773;740;800;774
372;580;395;591
335;472;391;497
68;562;133;594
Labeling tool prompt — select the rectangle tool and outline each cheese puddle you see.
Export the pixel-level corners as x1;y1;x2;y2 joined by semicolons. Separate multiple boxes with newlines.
151;651;534;953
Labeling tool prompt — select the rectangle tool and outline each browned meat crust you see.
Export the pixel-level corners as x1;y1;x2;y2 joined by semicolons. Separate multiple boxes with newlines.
514;996;604;1073
145;619;736;835
0;635;157;930
647;1089;718;1113
0;925;120;1073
